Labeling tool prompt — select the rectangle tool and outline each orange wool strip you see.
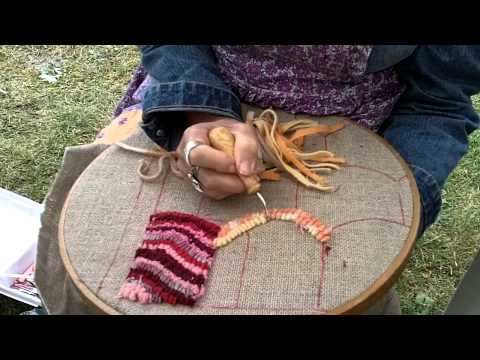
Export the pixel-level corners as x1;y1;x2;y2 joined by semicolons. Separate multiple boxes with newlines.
288;122;345;143
259;169;282;181
275;133;327;185
292;137;304;147
304;155;346;164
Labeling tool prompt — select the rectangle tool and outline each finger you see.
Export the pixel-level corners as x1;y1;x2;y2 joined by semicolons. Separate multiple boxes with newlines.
178;127;236;174
175;158;244;199
188;146;237;173
230;125;261;176
197;167;245;198
176;158;216;196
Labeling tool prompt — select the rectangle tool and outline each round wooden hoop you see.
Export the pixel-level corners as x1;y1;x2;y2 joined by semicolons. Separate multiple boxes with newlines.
58;119;421;315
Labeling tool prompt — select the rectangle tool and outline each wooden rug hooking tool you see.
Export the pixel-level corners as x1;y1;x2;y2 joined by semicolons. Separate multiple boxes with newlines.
208;126;268;212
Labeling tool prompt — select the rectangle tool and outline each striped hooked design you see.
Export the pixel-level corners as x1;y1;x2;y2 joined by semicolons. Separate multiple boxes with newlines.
118;212;220;306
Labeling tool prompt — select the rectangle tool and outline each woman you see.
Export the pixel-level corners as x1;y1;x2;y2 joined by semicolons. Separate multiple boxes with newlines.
136;45;480;237
28;45;478;316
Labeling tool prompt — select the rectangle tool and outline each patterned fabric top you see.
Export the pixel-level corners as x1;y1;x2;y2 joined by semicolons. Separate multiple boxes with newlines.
212;46;405;130
116;46;406;131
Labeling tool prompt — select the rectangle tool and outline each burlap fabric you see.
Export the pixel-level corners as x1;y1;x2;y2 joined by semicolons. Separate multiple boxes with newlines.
36;105;419;315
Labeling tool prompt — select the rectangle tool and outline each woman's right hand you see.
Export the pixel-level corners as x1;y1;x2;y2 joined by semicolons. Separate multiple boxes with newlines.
174;112;264;200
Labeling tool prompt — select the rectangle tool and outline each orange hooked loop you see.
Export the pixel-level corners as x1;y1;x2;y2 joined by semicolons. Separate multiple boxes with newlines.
214;208;332;248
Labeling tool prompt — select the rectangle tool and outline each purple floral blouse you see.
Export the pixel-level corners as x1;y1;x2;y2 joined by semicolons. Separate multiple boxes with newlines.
212;45;405;131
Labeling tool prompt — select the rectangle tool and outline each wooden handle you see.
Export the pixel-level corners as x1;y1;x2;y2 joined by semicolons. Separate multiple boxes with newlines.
208;127;261;195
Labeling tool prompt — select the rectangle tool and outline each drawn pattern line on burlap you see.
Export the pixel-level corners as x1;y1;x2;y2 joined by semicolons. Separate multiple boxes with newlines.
95;162;168;295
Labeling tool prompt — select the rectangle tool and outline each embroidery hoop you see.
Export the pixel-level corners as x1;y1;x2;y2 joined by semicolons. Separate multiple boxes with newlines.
55;105;421;315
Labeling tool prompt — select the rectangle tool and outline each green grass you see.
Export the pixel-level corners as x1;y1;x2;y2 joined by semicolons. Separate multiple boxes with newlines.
0;45;139;314
0;45;479;315
397;129;480;314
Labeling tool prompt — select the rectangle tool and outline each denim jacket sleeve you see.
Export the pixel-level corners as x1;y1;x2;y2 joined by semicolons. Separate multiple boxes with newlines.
139;45;242;149
380;46;480;234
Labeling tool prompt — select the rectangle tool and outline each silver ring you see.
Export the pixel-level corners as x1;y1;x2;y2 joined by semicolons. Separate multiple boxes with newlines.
187;166;204;193
184;140;205;168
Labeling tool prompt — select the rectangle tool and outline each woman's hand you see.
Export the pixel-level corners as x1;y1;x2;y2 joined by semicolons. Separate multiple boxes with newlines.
175;112;264;200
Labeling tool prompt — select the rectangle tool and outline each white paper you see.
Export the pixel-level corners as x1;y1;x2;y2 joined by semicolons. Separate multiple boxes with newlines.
0;188;43;306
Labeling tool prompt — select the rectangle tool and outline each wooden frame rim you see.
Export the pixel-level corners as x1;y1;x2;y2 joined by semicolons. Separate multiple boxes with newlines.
58;118;420;315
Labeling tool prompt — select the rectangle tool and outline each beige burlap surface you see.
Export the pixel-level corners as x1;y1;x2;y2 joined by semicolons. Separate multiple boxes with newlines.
36;106;417;315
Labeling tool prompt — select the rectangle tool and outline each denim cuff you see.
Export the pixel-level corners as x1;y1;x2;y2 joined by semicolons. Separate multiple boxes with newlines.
409;163;443;235
141;80;243;150
142;80;242;121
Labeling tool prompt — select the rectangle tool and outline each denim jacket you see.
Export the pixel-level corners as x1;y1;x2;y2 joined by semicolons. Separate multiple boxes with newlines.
139;45;480;234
